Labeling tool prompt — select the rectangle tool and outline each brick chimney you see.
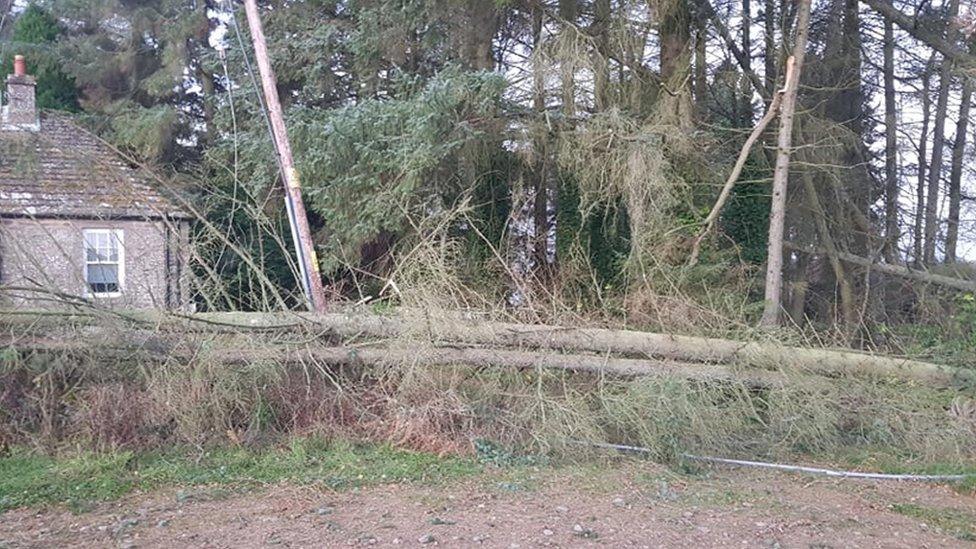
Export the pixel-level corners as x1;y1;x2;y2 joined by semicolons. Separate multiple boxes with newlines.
2;55;40;131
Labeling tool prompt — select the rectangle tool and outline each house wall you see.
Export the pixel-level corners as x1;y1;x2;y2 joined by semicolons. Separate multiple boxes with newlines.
0;217;189;310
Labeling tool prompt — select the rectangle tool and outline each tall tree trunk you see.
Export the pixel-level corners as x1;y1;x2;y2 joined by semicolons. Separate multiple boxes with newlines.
694;18;708;107
764;0;777;98
660;0;691;83
882;16;899;262
922;0;958;264
945;76;971;263
760;0;812;328
460;0;500;71
741;0;754;124
923;59;951;264
802;172;856;327
743;0;752;73
914;54;935;267
660;0;694;127
593;0;612;111
559;0;578;116
532;4;549;274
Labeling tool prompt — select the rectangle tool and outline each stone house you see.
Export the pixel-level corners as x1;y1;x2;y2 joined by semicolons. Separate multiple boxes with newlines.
0;56;191;310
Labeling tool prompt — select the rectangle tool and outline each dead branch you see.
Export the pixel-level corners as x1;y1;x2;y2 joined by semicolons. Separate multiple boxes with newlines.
784;241;976;294
687;69;788;266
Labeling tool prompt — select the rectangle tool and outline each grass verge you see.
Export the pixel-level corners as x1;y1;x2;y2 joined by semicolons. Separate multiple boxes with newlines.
0;438;480;513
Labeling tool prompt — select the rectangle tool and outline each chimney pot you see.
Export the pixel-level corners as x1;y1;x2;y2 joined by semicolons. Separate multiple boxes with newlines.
13;55;26;77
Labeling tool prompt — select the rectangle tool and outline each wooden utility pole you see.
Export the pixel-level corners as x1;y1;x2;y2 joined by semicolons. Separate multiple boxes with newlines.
759;0;812;328
242;0;327;312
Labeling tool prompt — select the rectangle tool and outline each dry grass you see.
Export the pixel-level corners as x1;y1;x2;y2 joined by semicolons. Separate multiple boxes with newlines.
1;329;974;471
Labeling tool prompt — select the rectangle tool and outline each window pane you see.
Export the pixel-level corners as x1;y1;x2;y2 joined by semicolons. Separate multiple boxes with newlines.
107;234;119;261
87;264;119;293
84;233;99;261
84;231;121;262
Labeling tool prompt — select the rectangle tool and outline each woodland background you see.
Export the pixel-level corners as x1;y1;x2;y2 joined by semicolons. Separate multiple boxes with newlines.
2;0;976;365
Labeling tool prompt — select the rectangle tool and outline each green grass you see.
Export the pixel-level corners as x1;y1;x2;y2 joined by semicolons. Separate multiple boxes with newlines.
891;503;976;541
819;447;976;493
0;438;480;513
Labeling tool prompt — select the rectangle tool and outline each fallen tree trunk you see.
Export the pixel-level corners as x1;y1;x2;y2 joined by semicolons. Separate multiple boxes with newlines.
3;337;786;388
186;312;970;387
785;241;976;293
2;309;969;387
219;346;789;388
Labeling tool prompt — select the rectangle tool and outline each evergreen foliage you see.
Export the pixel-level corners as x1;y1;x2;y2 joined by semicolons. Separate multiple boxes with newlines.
292;68;507;268
1;5;78;111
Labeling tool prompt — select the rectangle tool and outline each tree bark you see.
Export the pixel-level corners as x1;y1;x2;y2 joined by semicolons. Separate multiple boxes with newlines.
945;75;971;262
741;0;754;124
660;0;691;84
860;0;973;67
660;0;694;126
459;0;500;71
593;0;612;111
882;16;899;262
923;58;952;264
801;172;856;326
559;0;578;116
760;0;812;328
4;310;969;387
922;0;958;264
914;55;935;267
784;241;976;292
532;4;549;275
694;18;708;106
764;0;777;98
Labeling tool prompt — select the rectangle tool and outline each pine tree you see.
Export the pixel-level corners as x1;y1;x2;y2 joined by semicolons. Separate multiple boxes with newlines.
1;5;79;111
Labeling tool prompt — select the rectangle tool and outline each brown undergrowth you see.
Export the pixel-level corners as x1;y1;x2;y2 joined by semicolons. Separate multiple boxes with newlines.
1;325;974;472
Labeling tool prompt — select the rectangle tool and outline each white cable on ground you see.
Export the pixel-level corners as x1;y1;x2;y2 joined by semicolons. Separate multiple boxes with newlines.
576;440;975;482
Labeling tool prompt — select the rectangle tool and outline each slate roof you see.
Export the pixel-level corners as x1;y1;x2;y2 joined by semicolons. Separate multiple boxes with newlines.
0;112;189;219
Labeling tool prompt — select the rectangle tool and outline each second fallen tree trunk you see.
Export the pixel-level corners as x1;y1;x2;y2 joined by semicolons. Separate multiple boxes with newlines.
784;241;976;293
1;337;786;388
152;312;976;386
2;309;971;387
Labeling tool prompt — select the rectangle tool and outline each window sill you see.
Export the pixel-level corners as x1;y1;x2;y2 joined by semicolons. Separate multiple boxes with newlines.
87;292;123;299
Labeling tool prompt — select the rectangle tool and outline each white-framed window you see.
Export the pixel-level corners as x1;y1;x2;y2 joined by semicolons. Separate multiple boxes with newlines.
83;229;124;296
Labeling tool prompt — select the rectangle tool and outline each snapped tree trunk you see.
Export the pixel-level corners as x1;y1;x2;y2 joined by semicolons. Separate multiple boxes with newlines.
760;0;812;328
688;85;786;266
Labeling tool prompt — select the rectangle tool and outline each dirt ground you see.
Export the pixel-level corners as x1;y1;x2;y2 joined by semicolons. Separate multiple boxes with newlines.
1;462;973;548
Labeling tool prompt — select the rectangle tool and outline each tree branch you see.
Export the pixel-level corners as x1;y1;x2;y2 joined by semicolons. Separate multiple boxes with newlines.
860;0;973;65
